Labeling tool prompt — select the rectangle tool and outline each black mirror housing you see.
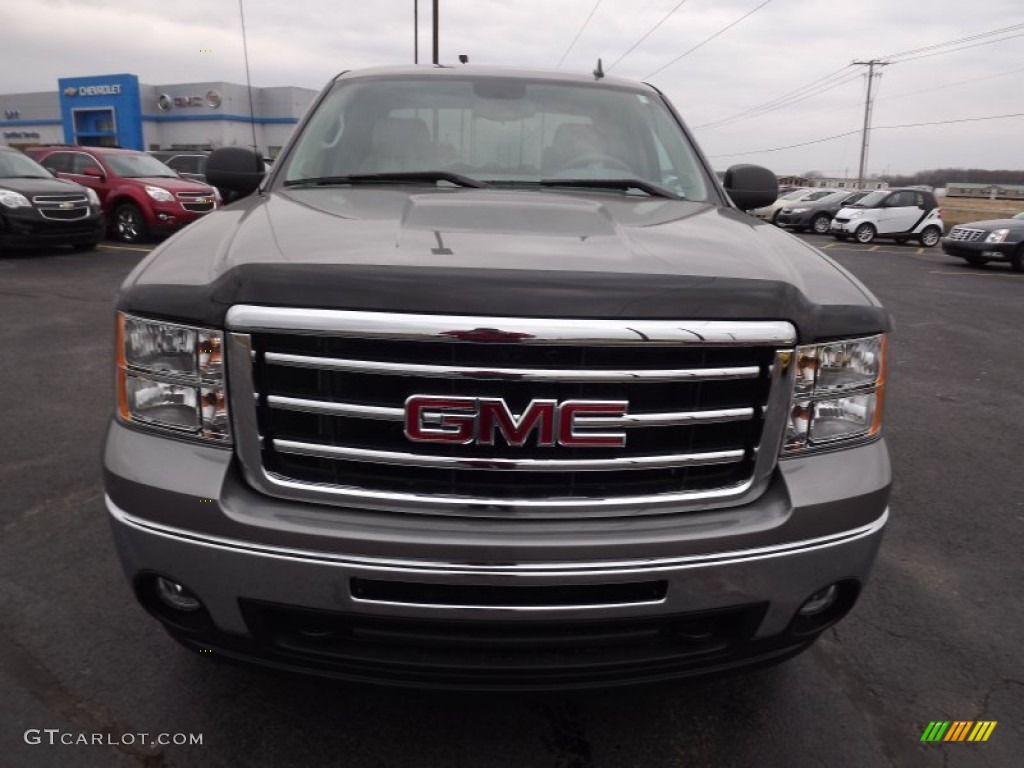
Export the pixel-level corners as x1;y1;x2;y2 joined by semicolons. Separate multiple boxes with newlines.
723;164;778;211
206;148;266;197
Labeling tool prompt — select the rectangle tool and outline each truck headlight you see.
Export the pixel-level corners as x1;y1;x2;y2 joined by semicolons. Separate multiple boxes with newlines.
783;334;886;454
115;313;230;442
145;185;175;202
84;188;100;207
984;229;1008;244
0;189;31;208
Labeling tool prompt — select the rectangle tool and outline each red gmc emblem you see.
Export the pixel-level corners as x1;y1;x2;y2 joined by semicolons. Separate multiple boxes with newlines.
404;396;628;448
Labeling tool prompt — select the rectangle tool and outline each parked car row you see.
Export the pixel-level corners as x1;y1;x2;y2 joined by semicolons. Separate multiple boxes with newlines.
24;145;221;243
758;186;945;247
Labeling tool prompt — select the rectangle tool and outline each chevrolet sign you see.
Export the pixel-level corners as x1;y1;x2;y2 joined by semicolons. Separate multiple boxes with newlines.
67;84;122;97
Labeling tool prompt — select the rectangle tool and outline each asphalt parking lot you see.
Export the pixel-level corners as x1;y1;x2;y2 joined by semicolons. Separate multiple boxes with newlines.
1;232;1021;768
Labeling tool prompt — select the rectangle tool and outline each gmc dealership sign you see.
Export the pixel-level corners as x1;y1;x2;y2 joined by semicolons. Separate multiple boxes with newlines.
404;396;628;447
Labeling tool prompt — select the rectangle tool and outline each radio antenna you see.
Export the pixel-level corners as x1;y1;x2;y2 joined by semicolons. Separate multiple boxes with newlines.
238;0;259;155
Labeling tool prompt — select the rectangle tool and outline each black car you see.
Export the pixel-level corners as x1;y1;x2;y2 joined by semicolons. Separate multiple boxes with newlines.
941;211;1024;271
0;146;105;251
776;190;869;234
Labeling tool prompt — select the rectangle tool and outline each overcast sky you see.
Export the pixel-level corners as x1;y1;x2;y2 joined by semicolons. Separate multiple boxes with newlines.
2;0;1021;175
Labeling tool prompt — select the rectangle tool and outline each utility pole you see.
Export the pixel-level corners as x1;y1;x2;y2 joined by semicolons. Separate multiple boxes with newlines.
432;0;439;64
853;59;888;188
414;0;418;63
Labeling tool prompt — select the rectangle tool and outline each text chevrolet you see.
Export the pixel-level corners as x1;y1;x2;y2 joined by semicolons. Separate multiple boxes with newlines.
104;66;891;689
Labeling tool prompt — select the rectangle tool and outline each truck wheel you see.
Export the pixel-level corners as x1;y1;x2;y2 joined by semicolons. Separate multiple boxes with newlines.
854;223;876;244
1012;244;1024;273
918;226;941;248
114;203;147;243
811;214;831;234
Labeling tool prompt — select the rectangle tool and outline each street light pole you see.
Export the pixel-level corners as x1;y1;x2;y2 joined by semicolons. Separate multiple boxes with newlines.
414;0;418;63
432;0;439;65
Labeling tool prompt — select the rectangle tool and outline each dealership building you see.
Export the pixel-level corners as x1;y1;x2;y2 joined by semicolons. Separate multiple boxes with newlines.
0;73;317;157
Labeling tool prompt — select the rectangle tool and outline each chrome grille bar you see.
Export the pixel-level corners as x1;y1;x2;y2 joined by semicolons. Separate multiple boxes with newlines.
264;352;760;383
272;439;745;471
228;307;797;346
266;394;755;427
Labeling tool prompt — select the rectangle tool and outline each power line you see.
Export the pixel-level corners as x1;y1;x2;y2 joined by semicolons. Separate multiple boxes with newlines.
606;0;692;72
644;0;773;79
694;69;862;130
695;22;1024;132
706;112;1024;158
556;0;604;68
881;22;1024;61
886;31;1024;64
876;64;1024;103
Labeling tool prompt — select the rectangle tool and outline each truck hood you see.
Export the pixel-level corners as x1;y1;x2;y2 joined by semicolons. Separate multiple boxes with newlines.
119;187;889;341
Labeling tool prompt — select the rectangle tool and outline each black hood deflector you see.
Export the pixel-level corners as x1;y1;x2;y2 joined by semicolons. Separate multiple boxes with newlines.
118;263;890;343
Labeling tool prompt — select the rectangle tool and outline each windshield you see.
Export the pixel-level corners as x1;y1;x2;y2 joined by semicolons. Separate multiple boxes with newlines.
283;76;710;200
851;190;889;208
104;153;177;178
1013;211;1024;220
0;150;51;178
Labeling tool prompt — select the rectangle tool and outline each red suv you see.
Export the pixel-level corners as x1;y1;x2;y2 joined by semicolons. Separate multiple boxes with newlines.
25;146;220;243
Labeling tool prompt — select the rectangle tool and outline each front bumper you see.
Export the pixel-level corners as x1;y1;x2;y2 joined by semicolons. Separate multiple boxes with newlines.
143;200;215;235
0;209;105;247
775;211;812;229
104;421;890;689
941;239;1015;261
829;218;862;234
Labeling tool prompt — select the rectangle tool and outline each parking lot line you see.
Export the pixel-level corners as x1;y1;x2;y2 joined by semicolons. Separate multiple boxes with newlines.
98;244;152;253
929;270;1024;277
820;243;836;250
868;246;880;251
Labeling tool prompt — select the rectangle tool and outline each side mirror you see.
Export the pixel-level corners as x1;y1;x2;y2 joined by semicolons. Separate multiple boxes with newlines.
723;164;778;211
81;166;104;179
50;168;61;178
206;148;266;197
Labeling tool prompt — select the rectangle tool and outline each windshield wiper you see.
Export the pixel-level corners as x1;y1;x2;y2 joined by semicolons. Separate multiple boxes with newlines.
283;171;487;189
538;178;681;199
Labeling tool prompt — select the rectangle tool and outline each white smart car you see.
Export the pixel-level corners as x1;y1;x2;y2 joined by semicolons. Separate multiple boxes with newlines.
830;188;943;246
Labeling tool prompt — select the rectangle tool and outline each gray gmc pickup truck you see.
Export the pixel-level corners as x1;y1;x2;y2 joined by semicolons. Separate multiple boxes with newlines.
104;66;891;689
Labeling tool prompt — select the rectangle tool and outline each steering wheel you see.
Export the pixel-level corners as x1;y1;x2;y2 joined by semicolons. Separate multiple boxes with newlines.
558;153;634;174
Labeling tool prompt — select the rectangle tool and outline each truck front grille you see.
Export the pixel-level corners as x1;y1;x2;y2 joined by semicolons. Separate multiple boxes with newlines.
226;308;796;517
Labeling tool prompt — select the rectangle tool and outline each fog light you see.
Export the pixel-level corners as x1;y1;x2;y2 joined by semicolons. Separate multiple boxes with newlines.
155;577;202;612
799;585;838;616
